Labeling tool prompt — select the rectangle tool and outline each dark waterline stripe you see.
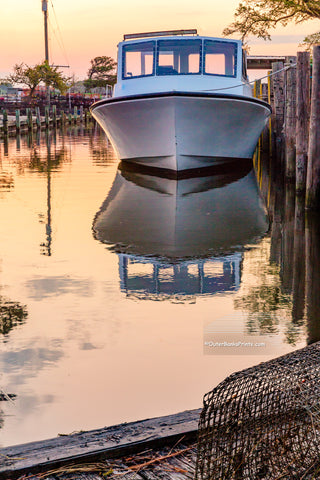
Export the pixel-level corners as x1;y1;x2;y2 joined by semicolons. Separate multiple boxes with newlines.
90;91;272;113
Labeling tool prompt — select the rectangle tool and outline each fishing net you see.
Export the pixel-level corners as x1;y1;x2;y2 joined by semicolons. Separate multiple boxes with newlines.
195;342;320;479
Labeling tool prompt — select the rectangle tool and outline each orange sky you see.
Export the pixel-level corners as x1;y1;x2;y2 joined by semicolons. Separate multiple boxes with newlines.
1;0;319;80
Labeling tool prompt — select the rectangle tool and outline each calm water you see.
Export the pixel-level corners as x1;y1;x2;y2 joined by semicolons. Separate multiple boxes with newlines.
0;126;316;447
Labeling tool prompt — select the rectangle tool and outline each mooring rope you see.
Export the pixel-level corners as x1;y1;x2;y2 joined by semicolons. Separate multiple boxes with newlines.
201;62;297;93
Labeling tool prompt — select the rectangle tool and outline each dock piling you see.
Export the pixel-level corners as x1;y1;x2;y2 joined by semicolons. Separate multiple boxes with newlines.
306;45;320;209
296;52;311;194
284;56;297;181
45;106;50;128
27;108;33;131
272;61;285;166
3;109;8;135
36;107;41;129
15;109;20;132
52;104;57;126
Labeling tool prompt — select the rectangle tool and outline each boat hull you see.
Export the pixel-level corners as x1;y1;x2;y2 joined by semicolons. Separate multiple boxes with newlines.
91;92;271;172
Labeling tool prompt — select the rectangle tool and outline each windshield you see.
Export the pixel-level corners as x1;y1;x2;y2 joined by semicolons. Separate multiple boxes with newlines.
121;39;238;79
156;39;202;75
122;41;155;79
204;40;237;77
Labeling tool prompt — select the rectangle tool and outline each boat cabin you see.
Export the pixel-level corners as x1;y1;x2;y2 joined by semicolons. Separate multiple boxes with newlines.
113;29;250;97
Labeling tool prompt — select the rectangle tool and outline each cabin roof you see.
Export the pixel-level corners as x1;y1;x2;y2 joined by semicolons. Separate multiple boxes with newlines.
123;29;198;40
118;35;242;48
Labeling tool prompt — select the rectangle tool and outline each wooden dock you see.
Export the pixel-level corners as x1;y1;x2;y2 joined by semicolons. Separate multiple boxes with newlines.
0;409;200;480
0;107;92;138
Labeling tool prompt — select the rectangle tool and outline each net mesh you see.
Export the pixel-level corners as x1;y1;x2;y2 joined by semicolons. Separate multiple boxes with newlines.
195;342;320;479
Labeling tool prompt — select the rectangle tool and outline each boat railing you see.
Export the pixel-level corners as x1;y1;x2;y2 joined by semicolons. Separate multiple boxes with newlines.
123;29;198;41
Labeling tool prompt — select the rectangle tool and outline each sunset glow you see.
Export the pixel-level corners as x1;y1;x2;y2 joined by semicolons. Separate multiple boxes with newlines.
0;0;319;79
1;1;318;79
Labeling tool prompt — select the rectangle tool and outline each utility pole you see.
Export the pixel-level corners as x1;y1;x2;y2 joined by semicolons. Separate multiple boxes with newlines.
42;0;50;105
42;0;49;62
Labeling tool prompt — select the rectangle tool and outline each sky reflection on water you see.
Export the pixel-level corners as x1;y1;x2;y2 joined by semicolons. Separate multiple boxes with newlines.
0;127;312;447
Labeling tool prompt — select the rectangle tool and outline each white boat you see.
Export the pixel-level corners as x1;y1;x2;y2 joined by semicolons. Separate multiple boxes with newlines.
90;29;272;174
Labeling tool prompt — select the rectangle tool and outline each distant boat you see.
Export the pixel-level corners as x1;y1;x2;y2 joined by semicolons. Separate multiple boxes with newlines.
90;29;271;174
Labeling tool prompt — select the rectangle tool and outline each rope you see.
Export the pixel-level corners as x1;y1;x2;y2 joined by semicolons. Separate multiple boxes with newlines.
201;62;297;93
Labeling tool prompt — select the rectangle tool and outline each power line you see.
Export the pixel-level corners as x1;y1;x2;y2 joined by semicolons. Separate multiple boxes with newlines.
49;0;70;67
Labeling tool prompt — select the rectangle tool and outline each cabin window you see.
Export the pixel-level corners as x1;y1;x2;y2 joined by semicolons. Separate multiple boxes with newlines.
204;40;237;77
156;40;202;75
122;41;155;79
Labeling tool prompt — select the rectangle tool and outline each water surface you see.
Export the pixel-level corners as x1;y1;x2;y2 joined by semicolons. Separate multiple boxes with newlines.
0;127;311;447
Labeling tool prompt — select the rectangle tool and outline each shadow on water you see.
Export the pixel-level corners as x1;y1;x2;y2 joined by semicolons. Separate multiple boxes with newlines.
92;159;269;301
195;149;320;480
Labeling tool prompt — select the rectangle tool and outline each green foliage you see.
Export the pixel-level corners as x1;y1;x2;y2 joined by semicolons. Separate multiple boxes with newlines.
7;61;71;97
84;56;117;91
301;31;320;50
223;0;320;41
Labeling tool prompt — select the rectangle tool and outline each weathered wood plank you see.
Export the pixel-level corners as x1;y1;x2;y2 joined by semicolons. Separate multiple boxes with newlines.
284;56;297;180
306;45;320;209
0;409;200;480
296;51;311;193
272;61;285;166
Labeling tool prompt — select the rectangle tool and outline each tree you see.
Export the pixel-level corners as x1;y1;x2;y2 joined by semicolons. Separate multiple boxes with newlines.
84;56;117;91
8;61;71;97
223;0;320;48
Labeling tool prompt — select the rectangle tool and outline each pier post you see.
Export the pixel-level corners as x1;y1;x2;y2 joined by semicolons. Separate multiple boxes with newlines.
15;109;21;132
61;110;66;128
254;79;261;99
284;56;297;181
268;71;274;155
306;45;320;209
52;104;57;126
2;109;8;135
27;108;33;131
73;106;78;123
272;61;285;167
79;105;84;123
261;83;270;153
45;106;50;128
36;107;41;129
296;52;311;194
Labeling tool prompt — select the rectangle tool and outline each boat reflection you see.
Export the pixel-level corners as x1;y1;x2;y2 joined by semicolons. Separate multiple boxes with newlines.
93;160;268;299
118;254;242;300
